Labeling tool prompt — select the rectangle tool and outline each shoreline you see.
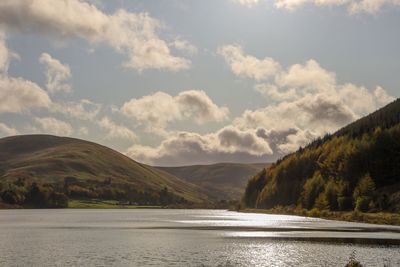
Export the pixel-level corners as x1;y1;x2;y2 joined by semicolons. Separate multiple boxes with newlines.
238;207;400;226
0;199;226;210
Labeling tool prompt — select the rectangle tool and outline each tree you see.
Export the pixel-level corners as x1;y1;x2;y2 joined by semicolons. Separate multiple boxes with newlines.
324;178;339;210
25;183;47;207
314;193;330;210
353;174;376;212
353;174;375;200
301;171;325;209
159;187;172;206
355;196;371;212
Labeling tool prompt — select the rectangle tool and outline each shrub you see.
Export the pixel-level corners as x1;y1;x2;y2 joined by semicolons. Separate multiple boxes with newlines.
355;196;371;212
308;208;321;217
345;251;363;267
1;190;23;204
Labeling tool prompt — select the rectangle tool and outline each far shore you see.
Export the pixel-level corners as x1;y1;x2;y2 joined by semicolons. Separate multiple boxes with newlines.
238;207;400;226
0;199;227;210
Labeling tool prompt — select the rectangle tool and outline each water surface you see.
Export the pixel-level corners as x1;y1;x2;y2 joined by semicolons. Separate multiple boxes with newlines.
0;209;399;266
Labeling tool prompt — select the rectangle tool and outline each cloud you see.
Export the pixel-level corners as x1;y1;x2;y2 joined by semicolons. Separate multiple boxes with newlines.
219;44;395;155
0;31;19;73
218;126;273;155
35;117;73;136
0;77;51;113
218;45;281;81
126;126;272;166
0;32;51;114
51;99;101;120
233;0;400;14
127;46;395;165
172;38;198;55
347;0;400;14
0;122;18;136
121;90;229;134
78;126;89;136
255;84;298;101
233;0;261;7
176;90;229;123
274;0;400;14
97;117;137;141
0;0;191;71
121;91;181;135
275;59;336;92
39;53;71;94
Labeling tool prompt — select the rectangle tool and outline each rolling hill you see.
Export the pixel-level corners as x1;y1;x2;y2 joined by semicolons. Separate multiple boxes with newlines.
242;99;400;213
0;135;208;208
157;163;268;201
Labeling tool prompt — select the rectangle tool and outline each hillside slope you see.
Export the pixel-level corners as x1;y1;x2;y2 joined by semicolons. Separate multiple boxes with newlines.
157;163;268;201
243;99;400;213
0;135;208;207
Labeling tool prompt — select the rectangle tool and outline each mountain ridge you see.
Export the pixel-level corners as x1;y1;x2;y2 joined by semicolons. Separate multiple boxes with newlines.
157;162;268;201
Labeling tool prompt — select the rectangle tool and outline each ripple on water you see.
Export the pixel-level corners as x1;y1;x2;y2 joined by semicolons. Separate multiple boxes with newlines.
0;209;399;267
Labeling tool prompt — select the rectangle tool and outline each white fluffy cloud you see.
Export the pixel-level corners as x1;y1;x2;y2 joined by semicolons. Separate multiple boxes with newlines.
218;45;280;81
234;0;400;14
97;117;137;141
219;44;395;155
126;46;395;165
121;90;229;134
127;126;272;166
0;33;51;114
0;0;191;71
0;122;18;136
275;60;336;92
35;117;73;136
255;84;298;101
39;53;71;94
0;77;51;113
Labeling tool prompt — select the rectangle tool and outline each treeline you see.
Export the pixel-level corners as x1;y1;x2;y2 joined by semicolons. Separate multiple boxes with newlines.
0;177;188;208
0;181;68;208
243;99;400;213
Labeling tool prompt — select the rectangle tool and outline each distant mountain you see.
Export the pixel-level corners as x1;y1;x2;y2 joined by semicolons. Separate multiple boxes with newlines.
0;135;208;208
243;99;400;213
157;163;268;201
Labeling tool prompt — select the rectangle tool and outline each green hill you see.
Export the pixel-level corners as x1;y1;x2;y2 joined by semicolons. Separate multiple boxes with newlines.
0;135;208;208
242;99;400;214
157;163;268;201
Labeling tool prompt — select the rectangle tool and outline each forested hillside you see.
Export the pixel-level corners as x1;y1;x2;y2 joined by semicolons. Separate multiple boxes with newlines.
242;99;400;213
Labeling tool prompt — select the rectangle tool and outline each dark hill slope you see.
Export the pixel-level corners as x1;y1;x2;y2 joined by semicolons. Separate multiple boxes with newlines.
243;99;400;212
157;163;268;200
0;135;208;206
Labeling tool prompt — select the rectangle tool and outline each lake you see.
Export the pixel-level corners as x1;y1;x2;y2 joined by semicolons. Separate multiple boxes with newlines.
0;209;399;266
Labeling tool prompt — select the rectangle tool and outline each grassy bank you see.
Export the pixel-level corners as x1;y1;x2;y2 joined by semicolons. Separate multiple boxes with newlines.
68;199;161;209
239;207;400;226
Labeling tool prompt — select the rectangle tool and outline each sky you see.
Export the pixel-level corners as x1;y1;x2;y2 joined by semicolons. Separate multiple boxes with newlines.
0;0;399;166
